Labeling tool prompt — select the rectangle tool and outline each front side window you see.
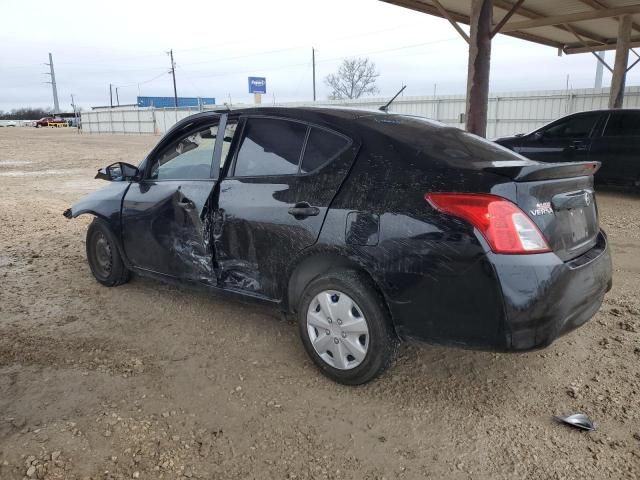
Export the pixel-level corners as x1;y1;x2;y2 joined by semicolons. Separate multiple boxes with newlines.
233;118;307;177
603;112;640;137
301;128;350;173
150;125;217;180
543;114;599;139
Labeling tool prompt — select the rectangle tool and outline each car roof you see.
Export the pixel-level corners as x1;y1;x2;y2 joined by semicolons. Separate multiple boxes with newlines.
211;105;390;121
169;106;447;138
568;108;640;115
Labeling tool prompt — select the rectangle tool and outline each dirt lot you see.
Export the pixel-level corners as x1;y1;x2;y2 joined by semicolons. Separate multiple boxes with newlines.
0;127;639;480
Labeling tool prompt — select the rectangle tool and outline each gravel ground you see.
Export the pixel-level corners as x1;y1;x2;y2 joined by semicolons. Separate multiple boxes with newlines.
0;128;639;480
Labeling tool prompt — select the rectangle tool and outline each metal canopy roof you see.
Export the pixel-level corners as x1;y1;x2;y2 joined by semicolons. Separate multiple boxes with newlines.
381;0;640;54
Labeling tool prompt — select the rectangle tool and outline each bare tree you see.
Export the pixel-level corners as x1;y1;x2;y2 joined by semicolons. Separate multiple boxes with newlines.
0;107;52;120
325;58;380;100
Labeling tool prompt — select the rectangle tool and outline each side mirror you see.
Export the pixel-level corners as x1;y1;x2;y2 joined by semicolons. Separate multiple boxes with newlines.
533;131;545;142
95;162;139;182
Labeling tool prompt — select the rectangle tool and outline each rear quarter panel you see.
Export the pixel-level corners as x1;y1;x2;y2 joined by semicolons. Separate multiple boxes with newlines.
315;119;510;347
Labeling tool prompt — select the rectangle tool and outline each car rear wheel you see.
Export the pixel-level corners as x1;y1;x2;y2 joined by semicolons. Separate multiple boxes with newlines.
86;218;130;287
297;270;399;385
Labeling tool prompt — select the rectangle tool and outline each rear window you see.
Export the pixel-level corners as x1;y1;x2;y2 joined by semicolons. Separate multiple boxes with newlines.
604;112;640;137
233;118;307;177
301;128;350;173
441;130;529;164
368;115;532;167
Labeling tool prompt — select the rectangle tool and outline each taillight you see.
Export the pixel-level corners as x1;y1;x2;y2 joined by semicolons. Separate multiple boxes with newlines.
425;193;551;254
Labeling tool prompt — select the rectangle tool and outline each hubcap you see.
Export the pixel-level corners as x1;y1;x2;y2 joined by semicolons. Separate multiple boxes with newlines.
94;232;112;275
306;290;369;370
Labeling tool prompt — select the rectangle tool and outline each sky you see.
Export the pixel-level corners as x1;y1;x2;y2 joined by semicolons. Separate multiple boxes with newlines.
2;0;637;112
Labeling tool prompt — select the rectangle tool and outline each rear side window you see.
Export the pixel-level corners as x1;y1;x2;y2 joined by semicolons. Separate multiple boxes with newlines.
233;118;307;177
301;128;350;173
543;113;599;139
603;112;640;137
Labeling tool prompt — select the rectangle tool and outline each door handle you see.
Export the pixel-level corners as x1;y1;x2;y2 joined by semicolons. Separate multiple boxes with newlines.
288;202;320;218
178;198;196;210
569;140;589;151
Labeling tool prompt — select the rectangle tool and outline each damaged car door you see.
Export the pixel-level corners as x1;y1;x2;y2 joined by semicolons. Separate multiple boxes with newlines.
214;115;356;298
121;115;228;283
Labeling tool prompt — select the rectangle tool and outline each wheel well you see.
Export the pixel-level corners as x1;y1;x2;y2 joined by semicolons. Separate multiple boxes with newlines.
73;209;107;221
285;252;390;317
86;214;132;269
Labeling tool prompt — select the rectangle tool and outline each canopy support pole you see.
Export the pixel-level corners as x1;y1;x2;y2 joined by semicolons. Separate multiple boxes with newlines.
465;0;493;137
609;14;632;108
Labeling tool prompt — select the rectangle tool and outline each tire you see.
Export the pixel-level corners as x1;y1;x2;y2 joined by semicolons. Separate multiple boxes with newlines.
86;218;130;287
297;270;399;385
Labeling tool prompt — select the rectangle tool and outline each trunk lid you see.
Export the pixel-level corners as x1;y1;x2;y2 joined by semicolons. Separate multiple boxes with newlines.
485;161;600;261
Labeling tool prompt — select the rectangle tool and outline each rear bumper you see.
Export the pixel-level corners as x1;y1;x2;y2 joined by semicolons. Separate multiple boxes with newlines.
489;230;612;351
388;230;612;351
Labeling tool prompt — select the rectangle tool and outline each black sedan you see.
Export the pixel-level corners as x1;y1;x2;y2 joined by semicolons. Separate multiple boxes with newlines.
495;109;640;187
64;107;612;384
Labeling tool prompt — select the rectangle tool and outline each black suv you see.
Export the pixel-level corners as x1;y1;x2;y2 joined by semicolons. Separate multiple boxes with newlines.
496;109;640;187
64;108;612;384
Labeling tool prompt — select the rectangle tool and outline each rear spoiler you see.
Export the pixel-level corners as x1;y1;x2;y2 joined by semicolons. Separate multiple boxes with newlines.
484;161;601;182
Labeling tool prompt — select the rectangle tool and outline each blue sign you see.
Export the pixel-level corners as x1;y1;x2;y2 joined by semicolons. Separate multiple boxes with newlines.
248;77;267;94
137;96;216;108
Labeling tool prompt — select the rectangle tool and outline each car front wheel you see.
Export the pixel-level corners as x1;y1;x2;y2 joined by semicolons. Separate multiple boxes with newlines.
86;218;130;287
297;270;399;385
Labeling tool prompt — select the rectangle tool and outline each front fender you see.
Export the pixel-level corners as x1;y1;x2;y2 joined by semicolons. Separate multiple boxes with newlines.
63;182;131;236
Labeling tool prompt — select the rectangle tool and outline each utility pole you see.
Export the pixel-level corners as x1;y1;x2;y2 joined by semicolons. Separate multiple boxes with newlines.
115;87;120;106
70;94;80;133
109;84;113;108
44;53;60;114
433;83;438;119
168;49;178;108
312;47;316;101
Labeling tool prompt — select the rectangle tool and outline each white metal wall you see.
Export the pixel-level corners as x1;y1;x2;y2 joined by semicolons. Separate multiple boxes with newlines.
81;86;640;138
81;107;204;135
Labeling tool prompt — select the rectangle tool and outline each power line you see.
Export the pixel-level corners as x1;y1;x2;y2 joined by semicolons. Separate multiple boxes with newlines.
178;45;307;68
114;71;168;89
4;33;462;108
173;28;450;69
1;21;433;72
174;65;200;94
98;35;462;105
183;37;460;81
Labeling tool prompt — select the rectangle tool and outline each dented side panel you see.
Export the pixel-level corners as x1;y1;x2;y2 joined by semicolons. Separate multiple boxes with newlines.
214;122;361;300
122;180;217;283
